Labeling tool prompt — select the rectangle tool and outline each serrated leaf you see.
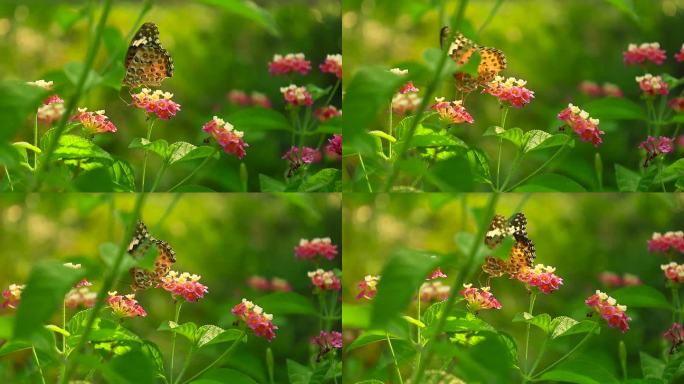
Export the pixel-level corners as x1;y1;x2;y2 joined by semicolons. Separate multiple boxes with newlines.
522;130;553;153
196;327;243;349
512;312;553;334
157;321;198;343
128;138;169;159
167;141;198;164
550;316;578;338
298;168;340;192
52;135;113;162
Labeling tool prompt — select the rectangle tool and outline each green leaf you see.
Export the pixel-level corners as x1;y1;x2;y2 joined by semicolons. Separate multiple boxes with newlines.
190;368;259;384
196;0;279;36
0;80;49;142
402;315;426;328
371;249;442;328
342;304;370;329
227;107;292;132
640;352;665;380
298;168;340;192
585;97;646;120
45;324;71;337
525;133;573;153
660;159;684;181
346;331;400;351
512;312;553;334
423;300;448;328
128;138;169;159
670;114;684;124
467;148;492;185
539;357;620;384
52;135;113;162
101;62;126;90
604;0;640;25
167;141;198;164
259;174;286;192
170;146;218;165
662;351;684;382
552;320;599;339
102;349;156;384
253;292;317;316
63;62;103;91
611;285;671;309
12;141;42;154
432;311;495;335
157;321;198;343
108;159;135;192
615;164;639;192
368;130;396;142
514;174;586;192
286;359;329;384
14;261;85;339
195;326;243;348
402;134;468;149
484;126;525;149
0;340;32;357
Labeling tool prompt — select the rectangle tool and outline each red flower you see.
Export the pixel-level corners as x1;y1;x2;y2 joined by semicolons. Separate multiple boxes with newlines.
311;330;343;355
106;291;147;318
308;269;341;291
250;92;271;108
160;271;209;302
649;231;684;254
431;97;474;124
421;281;451;302
639;136;673;167
71;108;117;135
585;290;630;333
36;95;65;125
319;54;342;79
280;84;313;107
247;275;271;291
516;264;563;294
484;76;535;108
270;278;292;292
664;323;684;354
557;103;604;147
460;284;501;311
579;81;602;97
662;262;684;283
676;44;684;62
65;287;97;309
602;83;623;98
399;81;419;94
269;53;311;76
0;284;25;309
131;88;181;120
202;116;248;159
427;267;447;280
294;238;338;260
227;90;251;106
356;275;380;300
392;92;421;115
325;134;342;158
622;273;641;286
232;299;278;342
623;43;667;65
599;271;622;287
669;97;684;113
314;106;342;122
636;74;668;96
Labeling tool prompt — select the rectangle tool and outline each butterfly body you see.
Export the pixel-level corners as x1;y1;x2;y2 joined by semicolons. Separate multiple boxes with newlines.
441;27;506;92
482;213;536;279
123;22;174;88
128;220;176;291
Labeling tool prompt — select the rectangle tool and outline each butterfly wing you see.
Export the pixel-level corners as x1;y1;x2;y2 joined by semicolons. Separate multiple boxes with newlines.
508;237;536;275
123;22;174;88
477;46;506;83
445;31;478;65
482;256;508;278
509;212;529;242
485;214;511;249
127;220;176;291
152;239;176;279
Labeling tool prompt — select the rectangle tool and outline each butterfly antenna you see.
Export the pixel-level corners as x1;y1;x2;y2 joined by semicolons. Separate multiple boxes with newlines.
117;88;131;106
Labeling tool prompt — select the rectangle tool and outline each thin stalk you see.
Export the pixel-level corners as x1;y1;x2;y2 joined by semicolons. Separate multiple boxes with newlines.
383;0;469;192
528;337;548;377
506;141;568;191
150;163;167;192
672;286;681;324
60;192;147;384
169;301;183;383
174;346;195;384
416;285;422;369
33;0;112;191
299;107;312;148
386;333;404;384
318;293;326;330
477;0;504;35
496;107;509;189
60;301;67;379
388;102;393;158
168;147;219;192
532;322;598;379
140;118;157;192
4;168;13;191
410;193;498;384
524;292;537;373
322;78;341;108
32;345;47;384
357;153;373;192
33;114;39;169
181;331;246;384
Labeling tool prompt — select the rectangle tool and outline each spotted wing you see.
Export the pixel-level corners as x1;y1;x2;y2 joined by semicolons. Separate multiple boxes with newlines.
482;256;508;278
128;220;153;257
509;212;529;242
476;46;506;83
152;239;176;279
508;238;536;275
123;22;174;88
485;214;510;249
444;30;478;66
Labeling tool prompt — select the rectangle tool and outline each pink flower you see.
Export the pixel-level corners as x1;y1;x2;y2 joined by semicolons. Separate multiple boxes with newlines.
585;290;631;333
311;331;343;355
484;76;535;107
649;231;684;254
131;88;181;120
106;291;147;318
431;97;474;124
247;275;271;291
421;281;451;302
676;44;684;62
669;97;684;113
36;95;65;125
662;262;684;283
270;278;292;292
599;271;622;287
639;136;673;167
202;116;248;159
65;287;97;309
250;92;271;108
399;81;419;94
664;323;684;353
269;53;311;76
294;238;338;261
622;273;641;286
602;83;623;98
71;108;117;135
227;90;251;106
160;271;208;302
1;284;25;309
325;134;342;158
557;103;604;147
428;267;447;280
319;54;342;79
636;74;668;96
579;81;602;97
282;146;322;176
27;80;54;90
392;92;421;115
308;269;341;291
232;298;278;342
516;264;563;294
623;43;667;65
314;106;342;122
280;84;313;107
356;275;380;300
460;284;501;311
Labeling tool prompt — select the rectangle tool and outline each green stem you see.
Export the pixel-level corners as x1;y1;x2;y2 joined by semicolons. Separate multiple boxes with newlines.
386;333;404;384
528;337;548;377
32;345;47;384
322;78;341;108
532;323;598;379
496;107;509;190
174;346;195;384
33;114;39;170
168;147;219;192
140;118;157;192
181;331;246;384
410;192;498;384
4;167;13;191
477;0;504;35
33;0;112;191
169;301;183;383
524;292;537;373
357;153;373;192
388;102;393;159
60;193;147;384
383;0;469;192
415;285;422;371
506;141;568;191
318;293;326;330
61;301;67;381
672;286;681;324
150;162;167;192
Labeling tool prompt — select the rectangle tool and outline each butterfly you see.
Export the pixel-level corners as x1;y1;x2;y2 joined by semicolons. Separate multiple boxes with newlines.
484;212;528;249
440;27;506;93
123;22;174;88
127;220;176;291
482;237;536;278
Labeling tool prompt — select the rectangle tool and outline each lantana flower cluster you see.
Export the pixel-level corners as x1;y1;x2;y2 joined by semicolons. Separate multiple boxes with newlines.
0;284;25;309
131;88;181;120
639;136;673;167
319;54;342;79
483;76;535;108
661;262;684;284
37;95;65;125
676;44;684;62
635;74;669;96
71;108;118;135
599;271;641;287
231;298;278;342
585;290;631;333
356;275;380;300
202;116;248;159
311;330;343;351
431;97;474;124
269;53;311;76
623;42;667;65
295;237;338;261
160;271;209;302
282;146;322;176
420;281;451;302
516;264;564;294
106;291;147;318
314;106;342;122
578;81;623;98
65;286;97;309
648;231;684;254
669;97;684;113
307;269;341;291
460;284;502;312
227;90;272;108
280;84;313;107
247;275;292;292
325;134;342;158
557;103;604;147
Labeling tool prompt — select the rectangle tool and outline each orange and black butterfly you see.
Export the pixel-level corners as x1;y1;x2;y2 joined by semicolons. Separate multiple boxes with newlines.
440;27;506;93
123;22;174;88
482;213;536;279
128;220;176;291
484;212;528;249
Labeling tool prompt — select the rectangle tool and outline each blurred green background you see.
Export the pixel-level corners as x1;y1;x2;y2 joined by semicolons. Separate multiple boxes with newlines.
0;0;341;191
0;192;341;383
342;0;684;190
343;193;684;382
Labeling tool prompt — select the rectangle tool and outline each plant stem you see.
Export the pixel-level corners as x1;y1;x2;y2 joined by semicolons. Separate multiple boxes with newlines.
383;0;469;192
169;301;183;384
4;167;13;191
33;0;112;191
496;107;509;190
524;292;537;373
528;337;548;377
168;147;219;192
357;153;373;192
174;346;195;384
388;102;393;159
32;345;47;384
140;118;156;192
386;333;404;384
150;163;167;192
506;141;568;191
323;78;341;108
532;322;598;379
672;286;681;324
181;331;246;384
477;0;504;35
416;285;422;369
33;114;39;169
410;193;498;384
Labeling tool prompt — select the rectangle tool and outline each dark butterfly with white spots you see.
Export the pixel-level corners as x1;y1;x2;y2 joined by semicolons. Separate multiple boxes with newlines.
123;22;174;88
128;220;176;291
482;213;536;279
